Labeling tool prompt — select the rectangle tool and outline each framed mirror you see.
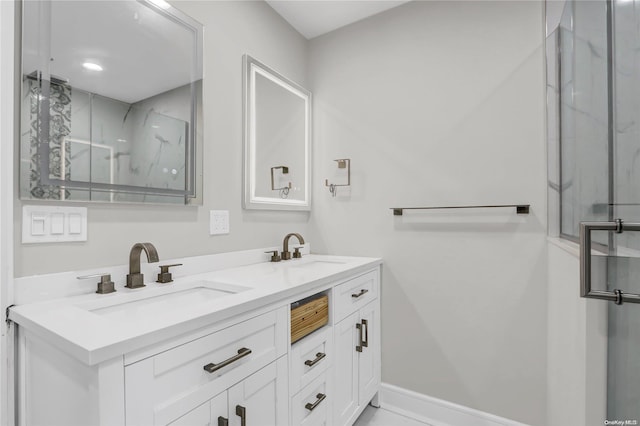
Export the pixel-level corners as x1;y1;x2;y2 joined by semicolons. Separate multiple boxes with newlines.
243;55;311;211
19;0;203;204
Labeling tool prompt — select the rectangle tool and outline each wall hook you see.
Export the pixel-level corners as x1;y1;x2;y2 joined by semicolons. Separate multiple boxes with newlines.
271;166;291;198
325;159;350;197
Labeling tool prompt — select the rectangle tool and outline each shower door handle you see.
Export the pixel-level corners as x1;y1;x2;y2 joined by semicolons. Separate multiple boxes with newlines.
580;219;640;305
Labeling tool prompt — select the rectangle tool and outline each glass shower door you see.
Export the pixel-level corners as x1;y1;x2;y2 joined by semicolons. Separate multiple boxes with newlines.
554;0;640;422
605;0;640;419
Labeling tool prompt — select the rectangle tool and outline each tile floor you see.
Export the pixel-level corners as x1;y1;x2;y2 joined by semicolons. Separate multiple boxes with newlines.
354;406;431;426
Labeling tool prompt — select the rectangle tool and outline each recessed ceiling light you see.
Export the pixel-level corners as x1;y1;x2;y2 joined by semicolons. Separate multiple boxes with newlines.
82;62;103;72
148;0;171;10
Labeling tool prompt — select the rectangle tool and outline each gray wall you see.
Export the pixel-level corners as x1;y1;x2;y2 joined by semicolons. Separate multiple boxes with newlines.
307;2;548;424
14;1;555;424
14;1;310;277
547;242;607;426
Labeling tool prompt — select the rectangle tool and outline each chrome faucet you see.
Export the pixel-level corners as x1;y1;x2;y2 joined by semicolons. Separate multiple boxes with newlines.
126;242;159;289
282;233;305;260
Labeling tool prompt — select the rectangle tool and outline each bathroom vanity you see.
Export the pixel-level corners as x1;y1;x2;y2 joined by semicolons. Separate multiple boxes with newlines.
9;251;381;426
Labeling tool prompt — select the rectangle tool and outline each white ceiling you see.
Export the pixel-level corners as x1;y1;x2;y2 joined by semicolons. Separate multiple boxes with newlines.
22;1;197;104
266;0;410;40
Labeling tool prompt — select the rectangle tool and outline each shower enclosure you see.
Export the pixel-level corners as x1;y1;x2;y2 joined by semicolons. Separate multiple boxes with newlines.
548;0;640;421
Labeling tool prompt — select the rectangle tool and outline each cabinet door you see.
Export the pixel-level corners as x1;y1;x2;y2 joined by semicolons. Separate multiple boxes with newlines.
358;300;380;406
333;311;359;426
228;357;288;426
211;391;229;426
167;401;211;426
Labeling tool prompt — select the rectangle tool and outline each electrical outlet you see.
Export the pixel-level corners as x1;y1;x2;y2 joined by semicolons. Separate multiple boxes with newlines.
210;210;229;235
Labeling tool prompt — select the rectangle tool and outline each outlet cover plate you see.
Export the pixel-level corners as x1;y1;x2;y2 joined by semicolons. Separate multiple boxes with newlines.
210;210;229;235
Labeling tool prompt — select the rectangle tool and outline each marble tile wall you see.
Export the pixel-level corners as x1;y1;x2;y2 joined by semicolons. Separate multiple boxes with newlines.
21;80;191;204
611;0;640;252
558;2;609;242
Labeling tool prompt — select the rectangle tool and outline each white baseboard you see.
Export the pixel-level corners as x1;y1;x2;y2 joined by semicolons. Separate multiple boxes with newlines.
378;383;530;426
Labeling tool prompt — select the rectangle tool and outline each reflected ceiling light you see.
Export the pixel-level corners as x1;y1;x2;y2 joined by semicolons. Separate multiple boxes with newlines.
148;0;171;10
82;62;103;72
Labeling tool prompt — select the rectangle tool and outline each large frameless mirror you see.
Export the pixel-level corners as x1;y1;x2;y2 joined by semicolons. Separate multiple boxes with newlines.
20;0;203;204
243;55;311;211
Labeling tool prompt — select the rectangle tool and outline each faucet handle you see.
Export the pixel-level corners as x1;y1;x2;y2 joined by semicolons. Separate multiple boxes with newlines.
293;246;303;259
264;250;281;262
77;273;116;295
157;263;183;284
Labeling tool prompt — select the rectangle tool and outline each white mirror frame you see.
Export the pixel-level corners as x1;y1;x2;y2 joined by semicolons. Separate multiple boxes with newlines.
242;55;311;211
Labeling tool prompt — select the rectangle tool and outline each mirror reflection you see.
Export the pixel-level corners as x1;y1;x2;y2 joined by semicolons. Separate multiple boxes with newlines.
243;55;311;210
20;0;203;204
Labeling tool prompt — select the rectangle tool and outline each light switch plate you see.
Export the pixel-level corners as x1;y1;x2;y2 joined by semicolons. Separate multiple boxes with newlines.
210;210;229;235
50;213;65;235
22;205;87;243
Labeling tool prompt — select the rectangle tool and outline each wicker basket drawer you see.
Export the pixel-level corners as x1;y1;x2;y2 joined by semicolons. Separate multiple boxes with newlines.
291;294;329;343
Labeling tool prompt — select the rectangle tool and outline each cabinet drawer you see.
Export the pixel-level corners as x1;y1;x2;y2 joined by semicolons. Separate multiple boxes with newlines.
290;326;332;395
125;307;287;426
292;371;331;426
333;270;378;322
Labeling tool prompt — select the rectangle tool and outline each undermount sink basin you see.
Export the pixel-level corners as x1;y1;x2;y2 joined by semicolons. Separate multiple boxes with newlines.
83;281;250;321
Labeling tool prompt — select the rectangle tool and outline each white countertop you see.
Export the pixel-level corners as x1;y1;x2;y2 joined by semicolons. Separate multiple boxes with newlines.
10;254;381;365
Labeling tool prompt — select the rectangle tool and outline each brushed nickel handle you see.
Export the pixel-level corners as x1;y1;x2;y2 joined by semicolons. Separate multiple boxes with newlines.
76;272;110;280
236;405;246;426
356;323;363;352
156;263;183;284
351;289;368;298
264;250;281;262
304;352;326;367
579;220;640;305
361;319;369;348
203;348;251;373
218;416;228;426
305;393;326;411
77;273;116;294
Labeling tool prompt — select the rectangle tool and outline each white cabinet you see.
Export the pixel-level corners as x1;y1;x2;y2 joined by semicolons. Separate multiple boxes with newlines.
168;401;211;426
227;356;288;426
166;357;288;426
16;264;381;426
358;300;379;405
332;271;381;426
290;326;332;394
291;371;331;426
333;312;360;426
289;268;380;426
210;391;228;426
17;307;288;426
125;308;287;425
290;326;333;426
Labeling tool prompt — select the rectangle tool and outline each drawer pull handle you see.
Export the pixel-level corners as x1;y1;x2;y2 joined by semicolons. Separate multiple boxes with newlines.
236;405;246;426
218;416;229;426
362;319;369;348
304;352;326;367
305;393;327;411
203;347;252;373
356;322;363;352
351;289;369;298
